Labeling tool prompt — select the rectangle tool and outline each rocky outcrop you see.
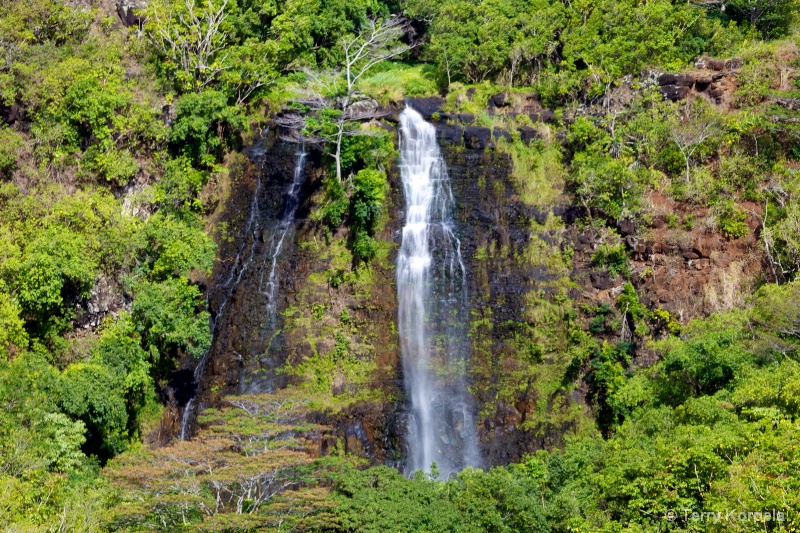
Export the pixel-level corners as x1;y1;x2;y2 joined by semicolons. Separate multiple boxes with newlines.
116;0;146;28
403;96;552;148
654;57;740;105
193;88;765;469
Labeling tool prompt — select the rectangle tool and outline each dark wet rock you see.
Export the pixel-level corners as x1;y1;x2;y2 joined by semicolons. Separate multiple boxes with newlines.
661;84;691;101
437;123;464;144
404;97;445;120
695;80;712;92
463;126;491;149
383;103;402;123
658;73;682;86
489;93;509;107
116;0;146;27
518;126;540;144
529;110;555;122
457;113;475;124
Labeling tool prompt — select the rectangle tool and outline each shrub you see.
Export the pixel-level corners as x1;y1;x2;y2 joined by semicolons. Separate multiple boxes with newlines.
169;90;247;168
715;200;749;239
591;243;630;277
0;127;24;178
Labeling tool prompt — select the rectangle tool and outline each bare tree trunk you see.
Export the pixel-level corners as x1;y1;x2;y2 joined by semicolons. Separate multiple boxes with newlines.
335;119;344;183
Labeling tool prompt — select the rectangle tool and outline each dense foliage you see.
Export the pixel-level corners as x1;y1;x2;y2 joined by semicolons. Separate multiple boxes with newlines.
1;0;800;530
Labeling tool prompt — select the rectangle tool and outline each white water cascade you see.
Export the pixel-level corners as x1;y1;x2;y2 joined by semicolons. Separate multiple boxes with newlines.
261;145;307;323
397;108;482;478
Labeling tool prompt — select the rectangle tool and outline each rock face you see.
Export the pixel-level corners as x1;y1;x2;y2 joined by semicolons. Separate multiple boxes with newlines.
116;0;146;27
654;58;740;105
195;133;406;464
405;96;554;146
195;98;764;469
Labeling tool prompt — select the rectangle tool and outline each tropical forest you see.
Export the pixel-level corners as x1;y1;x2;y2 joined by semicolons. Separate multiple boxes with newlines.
2;0;800;530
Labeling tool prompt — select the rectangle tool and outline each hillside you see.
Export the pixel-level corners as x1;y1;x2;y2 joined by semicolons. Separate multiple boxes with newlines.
1;0;800;531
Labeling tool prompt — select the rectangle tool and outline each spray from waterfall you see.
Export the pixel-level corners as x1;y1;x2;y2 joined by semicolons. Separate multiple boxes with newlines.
397;108;482;478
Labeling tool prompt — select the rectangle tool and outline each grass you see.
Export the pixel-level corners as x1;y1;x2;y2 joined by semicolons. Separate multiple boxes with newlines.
358;62;440;105
497;136;565;208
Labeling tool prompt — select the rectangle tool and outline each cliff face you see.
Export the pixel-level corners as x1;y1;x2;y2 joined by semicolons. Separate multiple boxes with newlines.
195;100;764;468
197;132;407;464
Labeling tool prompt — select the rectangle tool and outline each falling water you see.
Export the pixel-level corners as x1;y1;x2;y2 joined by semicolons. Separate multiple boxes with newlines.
179;139;269;440
397;107;481;479
261;145;307;323
179;397;194;441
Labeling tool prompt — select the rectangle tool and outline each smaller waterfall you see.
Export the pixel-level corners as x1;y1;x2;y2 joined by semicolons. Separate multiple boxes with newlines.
261;145;307;322
178;140;270;440
397;108;481;479
179;398;194;441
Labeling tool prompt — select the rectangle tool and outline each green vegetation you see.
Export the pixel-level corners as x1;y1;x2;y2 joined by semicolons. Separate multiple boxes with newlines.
320;282;800;531
2;0;800;530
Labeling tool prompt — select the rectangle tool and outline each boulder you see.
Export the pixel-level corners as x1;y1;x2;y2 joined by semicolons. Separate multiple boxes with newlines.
116;0;146;27
695;57;743;71
463;126;491;149
457;113;475;124
658;73;678;85
517;126;539;144
493;128;512;143
437;123;464;145
660;84;690;101
529;110;554;123
658;73;696;87
489;92;510;107
404;97;445;120
348;98;381;117
618;218;636;236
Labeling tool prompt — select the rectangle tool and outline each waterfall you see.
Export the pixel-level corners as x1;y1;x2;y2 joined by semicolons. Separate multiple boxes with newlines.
179;397;194;441
261;145;307;323
179;139;270;440
397;107;482;479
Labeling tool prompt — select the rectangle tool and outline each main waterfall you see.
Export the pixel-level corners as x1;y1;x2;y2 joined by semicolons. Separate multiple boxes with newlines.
397;107;481;478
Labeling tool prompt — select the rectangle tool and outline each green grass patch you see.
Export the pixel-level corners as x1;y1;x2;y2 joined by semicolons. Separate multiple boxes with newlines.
358;63;439;105
497;137;565;208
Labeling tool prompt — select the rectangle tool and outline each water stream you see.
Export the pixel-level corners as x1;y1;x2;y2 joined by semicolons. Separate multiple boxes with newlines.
397;107;482;478
261;144;307;325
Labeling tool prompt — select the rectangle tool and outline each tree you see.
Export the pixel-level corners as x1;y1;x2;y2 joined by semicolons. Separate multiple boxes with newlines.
169;89;247;167
145;0;232;91
144;0;279;98
725;0;799;37
0;290;27;356
285;17;411;183
668;99;722;184
130;277;212;359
